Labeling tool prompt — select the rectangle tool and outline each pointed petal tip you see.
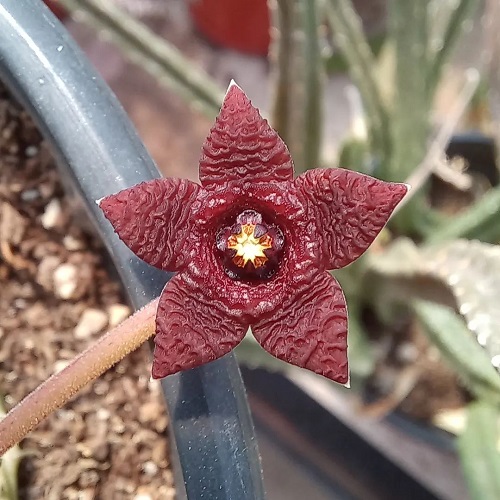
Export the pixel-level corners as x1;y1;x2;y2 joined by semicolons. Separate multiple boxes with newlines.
319;357;349;385
151;358;176;379
98;179;200;272
296;169;411;270
153;275;247;379
223;79;246;103
394;181;411;204
253;273;348;385
226;79;242;94
98;193;119;221
150;364;164;379
341;372;350;388
199;80;294;186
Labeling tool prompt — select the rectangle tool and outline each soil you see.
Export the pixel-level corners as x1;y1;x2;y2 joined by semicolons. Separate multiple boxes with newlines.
0;84;175;498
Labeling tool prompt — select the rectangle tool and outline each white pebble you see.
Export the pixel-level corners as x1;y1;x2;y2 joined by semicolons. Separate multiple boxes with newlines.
63;235;85;251
41;199;63;229
25;145;38;157
54;359;70;373
53;263;78;299
20;189;40;201
107;303;131;327
96;408;111;421
74;308;108;339
142;461;158;476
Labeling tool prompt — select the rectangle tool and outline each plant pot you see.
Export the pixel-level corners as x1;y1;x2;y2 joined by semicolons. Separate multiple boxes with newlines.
431;132;499;212
0;2;264;498
242;367;469;500
446;132;499;186
189;0;270;56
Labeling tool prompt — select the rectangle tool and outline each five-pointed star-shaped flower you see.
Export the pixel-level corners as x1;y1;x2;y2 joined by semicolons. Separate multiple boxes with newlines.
100;83;407;384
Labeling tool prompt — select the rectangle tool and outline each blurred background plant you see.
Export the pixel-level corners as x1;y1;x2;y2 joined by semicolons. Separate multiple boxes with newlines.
33;0;500;498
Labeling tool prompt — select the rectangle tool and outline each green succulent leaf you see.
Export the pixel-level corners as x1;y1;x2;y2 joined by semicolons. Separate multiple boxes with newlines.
270;0;324;173
458;402;500;500
414;301;500;403
428;185;500;244
59;0;224;118
422;240;500;373
369;239;500;375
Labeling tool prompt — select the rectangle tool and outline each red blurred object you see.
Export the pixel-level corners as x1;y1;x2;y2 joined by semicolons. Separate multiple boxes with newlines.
43;0;67;20
189;0;270;56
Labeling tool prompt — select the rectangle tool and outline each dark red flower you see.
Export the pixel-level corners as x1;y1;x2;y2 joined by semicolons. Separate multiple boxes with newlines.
100;83;408;384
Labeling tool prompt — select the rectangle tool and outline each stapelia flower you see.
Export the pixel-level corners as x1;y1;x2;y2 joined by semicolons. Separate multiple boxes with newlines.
100;83;408;384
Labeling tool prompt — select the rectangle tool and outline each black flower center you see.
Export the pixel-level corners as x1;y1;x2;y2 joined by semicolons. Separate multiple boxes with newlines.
216;209;284;281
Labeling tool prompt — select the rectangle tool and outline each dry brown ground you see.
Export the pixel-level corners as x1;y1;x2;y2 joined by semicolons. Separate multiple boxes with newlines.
0;83;175;500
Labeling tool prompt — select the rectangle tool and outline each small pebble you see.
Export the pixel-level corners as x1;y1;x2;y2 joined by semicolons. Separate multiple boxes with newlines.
41;198;63;229
142;461;158;476
53;263;78;299
78;469;100;488
96;408;110;421
1;202;27;244
78;440;109;461
36;255;61;291
63;235;85;251
76;490;94;500
134;494;152;500
23;338;35;350
25;145;38;157
13;298;27;309
20;189;40;201
54;360;70;373
74;308;108;339
107;303;131;327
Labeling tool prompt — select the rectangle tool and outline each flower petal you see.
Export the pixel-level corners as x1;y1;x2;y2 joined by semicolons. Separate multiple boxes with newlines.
199;82;294;188
152;274;248;378
252;272;348;383
100;178;200;272
295;168;408;269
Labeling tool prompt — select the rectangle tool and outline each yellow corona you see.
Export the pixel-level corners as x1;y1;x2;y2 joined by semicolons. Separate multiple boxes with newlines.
227;224;272;268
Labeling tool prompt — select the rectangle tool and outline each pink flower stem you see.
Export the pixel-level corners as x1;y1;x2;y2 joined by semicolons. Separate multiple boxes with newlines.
0;298;159;456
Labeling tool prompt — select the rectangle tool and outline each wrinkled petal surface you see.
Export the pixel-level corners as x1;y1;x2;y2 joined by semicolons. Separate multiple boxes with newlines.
100;178;200;272
152;274;248;378
199;83;294;188
295;168;408;270
252;272;348;383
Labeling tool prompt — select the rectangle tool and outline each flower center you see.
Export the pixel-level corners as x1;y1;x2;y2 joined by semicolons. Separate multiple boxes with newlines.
216;209;284;281
227;224;272;268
